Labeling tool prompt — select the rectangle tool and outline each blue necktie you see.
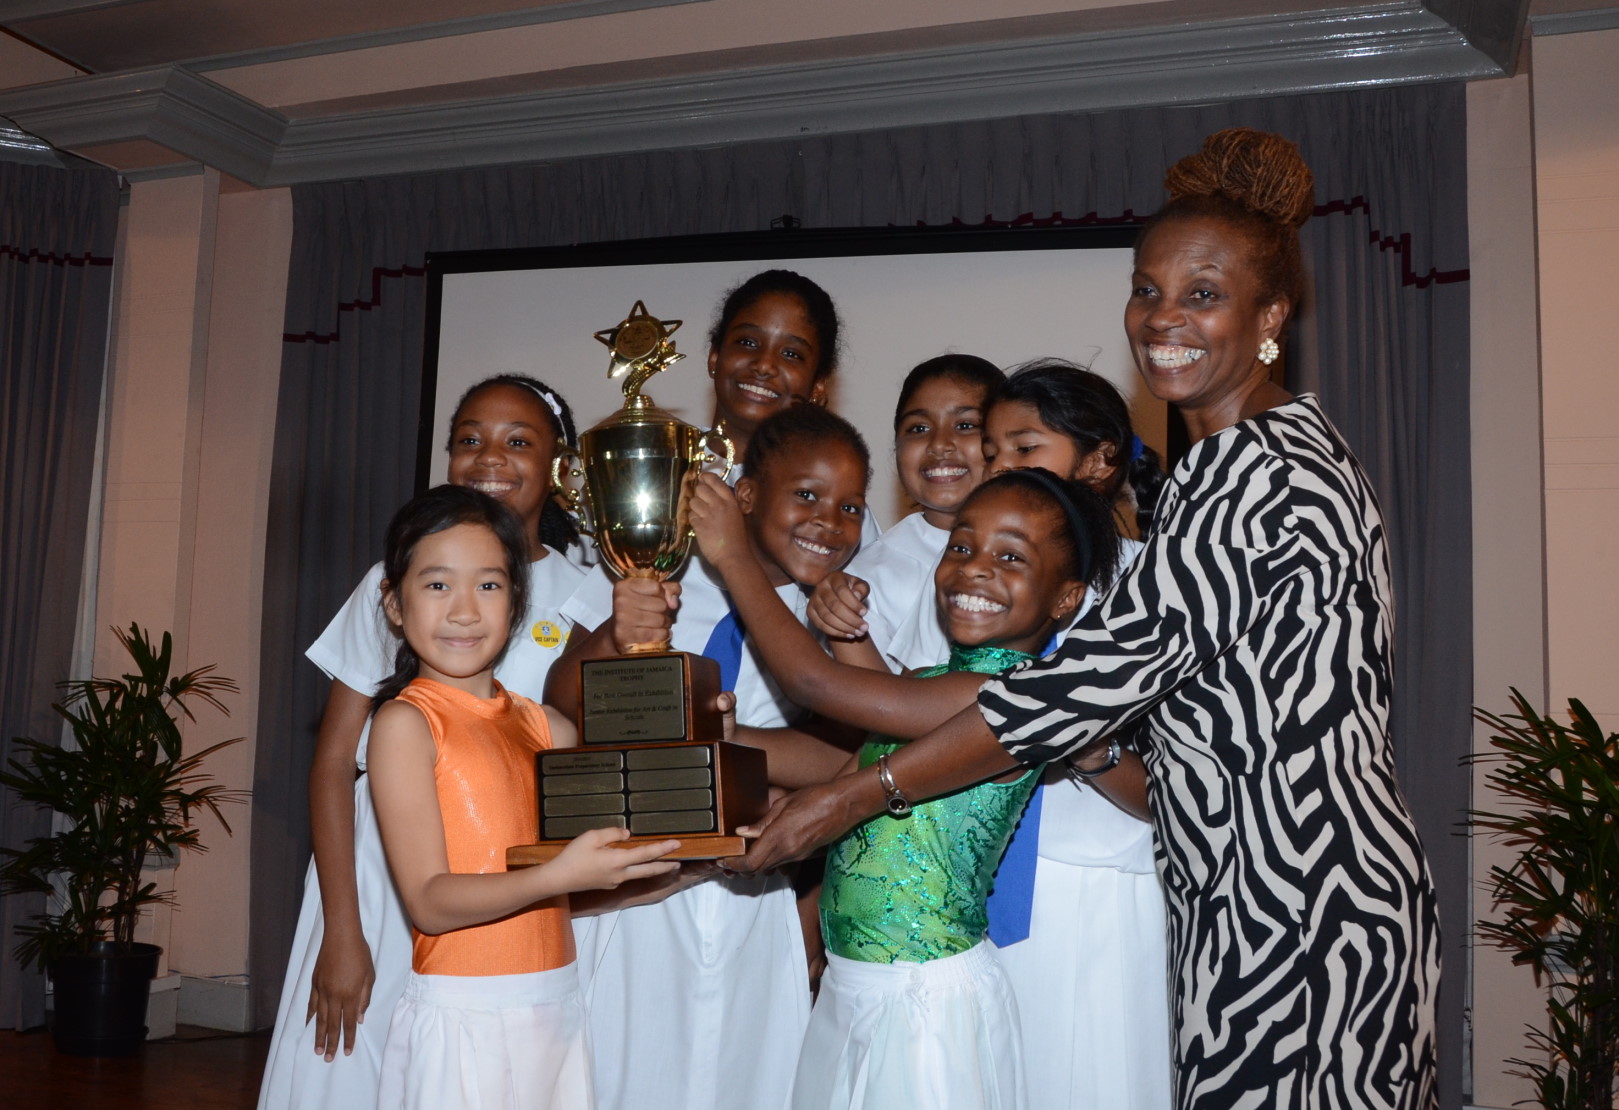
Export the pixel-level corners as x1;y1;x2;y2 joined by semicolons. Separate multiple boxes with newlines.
985;631;1062;947
700;602;748;692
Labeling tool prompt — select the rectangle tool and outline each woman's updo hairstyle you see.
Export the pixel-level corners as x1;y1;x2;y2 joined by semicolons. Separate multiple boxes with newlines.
1142;127;1315;313
708;269;841;379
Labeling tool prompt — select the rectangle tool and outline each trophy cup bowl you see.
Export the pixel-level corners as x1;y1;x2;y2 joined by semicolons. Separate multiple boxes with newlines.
575;404;732;622
509;302;766;866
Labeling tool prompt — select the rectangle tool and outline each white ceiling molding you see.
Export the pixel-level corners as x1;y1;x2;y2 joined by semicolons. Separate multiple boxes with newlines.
0;1;1518;188
0;1;145;20
185;0;712;73
1531;6;1619;33
0;65;283;181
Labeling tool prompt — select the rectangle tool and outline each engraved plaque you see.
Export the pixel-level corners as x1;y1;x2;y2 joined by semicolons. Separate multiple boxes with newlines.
627;767;711;792
544;814;628;838
542;771;626;796
626;746;711;771
544;794;629;817
581;656;689;743
631;810;717;835
629;788;715;812
542;750;624;774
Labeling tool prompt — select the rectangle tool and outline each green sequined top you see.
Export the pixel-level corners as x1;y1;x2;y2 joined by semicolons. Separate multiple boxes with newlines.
819;643;1039;964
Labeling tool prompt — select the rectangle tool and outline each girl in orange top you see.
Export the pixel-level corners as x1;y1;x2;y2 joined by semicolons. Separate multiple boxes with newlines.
367;485;682;1110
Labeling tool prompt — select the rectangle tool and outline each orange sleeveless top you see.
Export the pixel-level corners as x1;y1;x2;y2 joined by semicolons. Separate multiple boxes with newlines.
395;678;574;977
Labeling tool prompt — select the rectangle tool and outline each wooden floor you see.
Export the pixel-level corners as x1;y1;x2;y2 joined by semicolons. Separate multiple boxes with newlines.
2;1025;270;1110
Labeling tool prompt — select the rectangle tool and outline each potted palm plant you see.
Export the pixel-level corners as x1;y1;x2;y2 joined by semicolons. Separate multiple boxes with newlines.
0;624;244;1056
1470;689;1619;1110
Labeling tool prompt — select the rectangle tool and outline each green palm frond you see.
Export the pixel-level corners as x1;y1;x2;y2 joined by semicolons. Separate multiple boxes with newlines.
0;625;244;968
1468;689;1619;1110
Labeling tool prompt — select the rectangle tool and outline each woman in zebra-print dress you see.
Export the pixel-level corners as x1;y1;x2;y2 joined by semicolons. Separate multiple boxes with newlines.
730;128;1439;1109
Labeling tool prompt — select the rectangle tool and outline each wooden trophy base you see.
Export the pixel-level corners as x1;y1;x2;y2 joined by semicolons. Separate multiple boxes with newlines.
510;739;768;867
508;832;747;867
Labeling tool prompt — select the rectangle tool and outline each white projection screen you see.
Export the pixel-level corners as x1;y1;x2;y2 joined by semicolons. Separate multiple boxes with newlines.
423;228;1159;529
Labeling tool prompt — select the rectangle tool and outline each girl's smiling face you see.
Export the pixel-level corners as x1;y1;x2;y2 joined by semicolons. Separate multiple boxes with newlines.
982;399;1116;488
935;485;1084;654
983;400;1083;479
735;440;867;588
382;523;513;697
894;375;992;528
708;291;828;439
445;384;561;556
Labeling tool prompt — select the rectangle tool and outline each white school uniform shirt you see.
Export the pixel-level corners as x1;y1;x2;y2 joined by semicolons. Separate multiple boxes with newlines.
561;554;813;1110
841;510;949;673
256;550;582;1110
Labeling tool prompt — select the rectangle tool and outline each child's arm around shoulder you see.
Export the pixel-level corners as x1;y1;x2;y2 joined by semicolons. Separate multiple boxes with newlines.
808;571;891;673
368;698;678;935
687;473;981;740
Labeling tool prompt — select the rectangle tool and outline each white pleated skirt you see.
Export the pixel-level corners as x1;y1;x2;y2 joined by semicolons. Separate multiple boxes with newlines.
376;964;593;1110
791;941;1027;1110
257;773;412;1110
575;872;809;1110
995;856;1174;1109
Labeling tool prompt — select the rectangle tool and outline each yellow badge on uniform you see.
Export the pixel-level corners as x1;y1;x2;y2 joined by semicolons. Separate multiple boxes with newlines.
531;620;564;649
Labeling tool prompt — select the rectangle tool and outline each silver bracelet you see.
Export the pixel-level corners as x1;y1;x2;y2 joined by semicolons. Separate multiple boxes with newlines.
877;754;912;818
1071;737;1122;780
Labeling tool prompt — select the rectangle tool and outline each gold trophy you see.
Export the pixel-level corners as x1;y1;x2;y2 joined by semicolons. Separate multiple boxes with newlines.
507;302;768;864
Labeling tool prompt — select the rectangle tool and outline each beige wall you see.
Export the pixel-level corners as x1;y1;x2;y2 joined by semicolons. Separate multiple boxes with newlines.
1464;24;1619;1108
1465;68;1548;1110
1532;27;1619;722
91;172;292;986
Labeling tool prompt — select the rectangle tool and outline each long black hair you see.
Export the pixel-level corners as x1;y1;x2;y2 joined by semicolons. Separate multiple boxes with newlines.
995;360;1166;536
445;374;582;554
961;468;1122;597
372;485;532;710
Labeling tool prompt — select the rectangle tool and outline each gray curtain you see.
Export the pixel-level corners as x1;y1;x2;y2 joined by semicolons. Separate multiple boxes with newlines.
253;83;1471;1107
0;160;119;1029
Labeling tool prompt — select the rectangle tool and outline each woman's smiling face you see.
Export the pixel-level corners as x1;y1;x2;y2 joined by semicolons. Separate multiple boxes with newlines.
1124;215;1288;422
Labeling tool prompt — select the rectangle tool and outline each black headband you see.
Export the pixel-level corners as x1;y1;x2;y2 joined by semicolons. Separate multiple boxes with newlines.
988;468;1097;586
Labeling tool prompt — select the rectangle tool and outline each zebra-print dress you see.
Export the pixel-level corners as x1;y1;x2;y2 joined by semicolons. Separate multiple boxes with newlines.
978;395;1438;1110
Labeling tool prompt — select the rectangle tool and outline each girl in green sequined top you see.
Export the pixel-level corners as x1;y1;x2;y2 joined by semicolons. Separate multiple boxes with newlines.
690;468;1122;1110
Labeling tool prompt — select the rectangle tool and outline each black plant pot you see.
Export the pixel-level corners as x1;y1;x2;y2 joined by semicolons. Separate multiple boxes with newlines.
48;942;162;1056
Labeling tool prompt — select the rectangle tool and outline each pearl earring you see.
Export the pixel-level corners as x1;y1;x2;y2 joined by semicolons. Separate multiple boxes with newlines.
1257;338;1280;366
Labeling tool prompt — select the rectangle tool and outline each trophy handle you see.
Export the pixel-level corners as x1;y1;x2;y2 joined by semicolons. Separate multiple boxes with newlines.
550;439;595;537
698;427;735;481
